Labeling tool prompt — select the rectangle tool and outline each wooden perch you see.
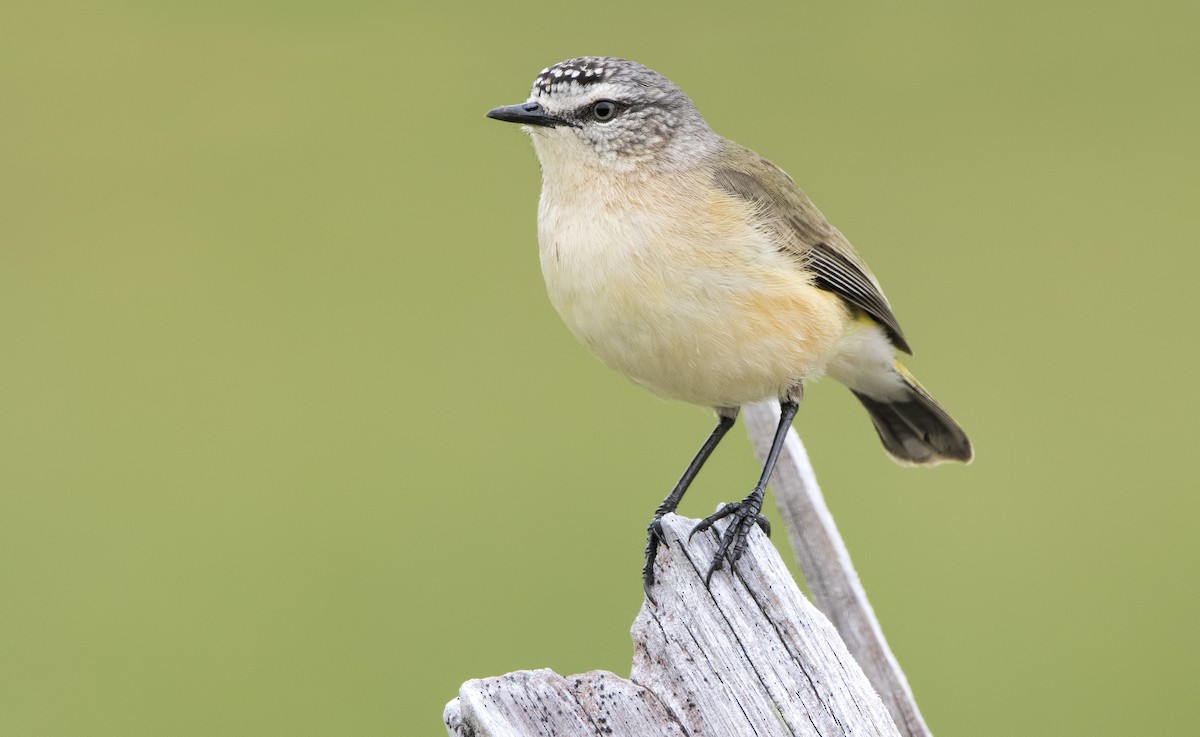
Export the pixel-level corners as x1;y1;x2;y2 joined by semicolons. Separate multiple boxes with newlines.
445;400;934;736
444;513;901;736
743;401;932;737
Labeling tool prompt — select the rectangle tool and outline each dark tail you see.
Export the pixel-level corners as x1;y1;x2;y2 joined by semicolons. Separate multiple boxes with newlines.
851;365;973;466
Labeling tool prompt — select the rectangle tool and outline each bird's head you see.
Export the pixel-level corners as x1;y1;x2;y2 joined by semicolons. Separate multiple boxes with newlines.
487;57;718;176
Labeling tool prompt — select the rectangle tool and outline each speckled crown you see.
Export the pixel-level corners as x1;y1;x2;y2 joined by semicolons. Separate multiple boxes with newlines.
532;57;620;96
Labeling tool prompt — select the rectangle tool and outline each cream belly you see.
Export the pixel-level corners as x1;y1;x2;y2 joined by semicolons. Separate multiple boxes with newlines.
537;175;850;409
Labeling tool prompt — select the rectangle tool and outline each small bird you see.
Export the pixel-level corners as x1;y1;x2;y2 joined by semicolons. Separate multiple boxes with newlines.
486;57;972;596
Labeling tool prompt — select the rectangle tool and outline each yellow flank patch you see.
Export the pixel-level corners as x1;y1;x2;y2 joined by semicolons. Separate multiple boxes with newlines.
892;359;914;379
853;309;877;325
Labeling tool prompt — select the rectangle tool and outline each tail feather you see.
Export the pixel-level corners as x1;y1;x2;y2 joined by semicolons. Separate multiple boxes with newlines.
852;365;973;466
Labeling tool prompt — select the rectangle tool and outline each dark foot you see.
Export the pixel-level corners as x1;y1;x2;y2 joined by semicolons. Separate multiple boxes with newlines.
688;490;770;585
642;515;670;602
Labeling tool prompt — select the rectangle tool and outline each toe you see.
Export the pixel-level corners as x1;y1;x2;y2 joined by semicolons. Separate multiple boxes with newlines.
648;519;669;548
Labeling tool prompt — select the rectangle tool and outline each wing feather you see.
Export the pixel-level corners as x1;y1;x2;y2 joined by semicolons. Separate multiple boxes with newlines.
712;144;912;354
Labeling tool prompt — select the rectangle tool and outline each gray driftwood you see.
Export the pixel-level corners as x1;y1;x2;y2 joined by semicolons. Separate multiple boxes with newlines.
444;513;901;736
743;400;932;737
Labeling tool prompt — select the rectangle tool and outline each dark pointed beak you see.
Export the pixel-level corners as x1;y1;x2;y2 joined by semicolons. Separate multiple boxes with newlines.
485;101;568;128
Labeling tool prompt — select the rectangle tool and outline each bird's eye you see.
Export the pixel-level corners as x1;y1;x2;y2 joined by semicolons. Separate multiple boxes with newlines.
591;100;620;122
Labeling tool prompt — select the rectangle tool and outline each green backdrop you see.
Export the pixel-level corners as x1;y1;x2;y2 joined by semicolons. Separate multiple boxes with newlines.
3;1;1197;734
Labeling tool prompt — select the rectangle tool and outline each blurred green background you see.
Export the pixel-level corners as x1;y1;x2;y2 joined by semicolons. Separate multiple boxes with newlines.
2;1;1196;734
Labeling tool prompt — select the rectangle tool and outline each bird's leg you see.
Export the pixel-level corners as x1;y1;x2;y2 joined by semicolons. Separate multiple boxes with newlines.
691;393;801;585
643;409;738;599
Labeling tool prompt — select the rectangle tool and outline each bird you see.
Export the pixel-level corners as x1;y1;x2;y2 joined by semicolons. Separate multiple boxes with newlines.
485;57;972;597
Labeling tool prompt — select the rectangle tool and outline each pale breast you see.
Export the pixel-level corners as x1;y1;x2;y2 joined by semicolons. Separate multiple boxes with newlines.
537;172;849;408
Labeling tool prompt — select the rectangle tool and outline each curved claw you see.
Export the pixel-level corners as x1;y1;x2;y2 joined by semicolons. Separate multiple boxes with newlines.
689;504;736;542
642;564;659;605
648;518;669;549
703;557;724;585
643;516;670;603
693;493;769;588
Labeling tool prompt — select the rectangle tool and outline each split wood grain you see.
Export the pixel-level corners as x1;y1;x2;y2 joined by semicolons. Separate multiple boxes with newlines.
445;512;900;737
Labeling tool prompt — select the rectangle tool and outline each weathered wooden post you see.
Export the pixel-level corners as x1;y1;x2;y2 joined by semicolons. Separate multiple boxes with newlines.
444;400;931;736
